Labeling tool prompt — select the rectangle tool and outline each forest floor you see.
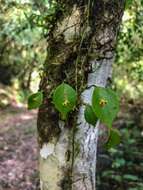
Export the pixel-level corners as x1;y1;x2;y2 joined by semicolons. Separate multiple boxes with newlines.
0;105;39;190
0;100;142;190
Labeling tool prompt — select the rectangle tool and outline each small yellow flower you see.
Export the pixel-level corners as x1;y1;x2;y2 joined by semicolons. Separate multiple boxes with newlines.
99;99;107;107
63;99;69;106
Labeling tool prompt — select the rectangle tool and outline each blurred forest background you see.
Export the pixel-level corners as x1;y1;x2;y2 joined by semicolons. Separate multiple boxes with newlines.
0;0;143;190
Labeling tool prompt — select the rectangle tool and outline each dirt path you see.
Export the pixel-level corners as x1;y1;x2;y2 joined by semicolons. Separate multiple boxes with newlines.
0;106;39;190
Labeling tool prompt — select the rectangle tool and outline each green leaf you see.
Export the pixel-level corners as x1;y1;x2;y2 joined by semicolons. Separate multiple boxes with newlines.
123;174;139;181
28;91;43;110
112;158;126;168
105;128;121;149
84;105;98;126
125;0;133;9
92;87;119;127
53;83;77;120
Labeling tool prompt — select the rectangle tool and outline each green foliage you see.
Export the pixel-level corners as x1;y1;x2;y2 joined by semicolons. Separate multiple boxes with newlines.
0;0;47;87
97;112;143;189
114;0;143;99
84;105;97;126
125;0;134;9
105;128;121;149
52;83;77;120
92;87;119;128
112;158;126;168
52;83;119;126
28;91;43;110
52;84;120;135
123;174;139;181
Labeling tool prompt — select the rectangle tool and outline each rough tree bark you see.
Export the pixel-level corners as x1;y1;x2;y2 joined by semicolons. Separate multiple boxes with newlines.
37;1;125;190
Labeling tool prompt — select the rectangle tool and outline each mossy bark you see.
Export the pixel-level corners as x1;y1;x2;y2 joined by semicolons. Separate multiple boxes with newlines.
37;1;125;190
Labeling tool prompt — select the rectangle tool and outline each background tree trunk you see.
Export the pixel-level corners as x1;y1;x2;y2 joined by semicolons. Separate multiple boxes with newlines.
37;1;125;190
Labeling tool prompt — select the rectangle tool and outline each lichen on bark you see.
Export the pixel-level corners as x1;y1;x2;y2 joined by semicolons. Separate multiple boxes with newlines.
37;0;125;189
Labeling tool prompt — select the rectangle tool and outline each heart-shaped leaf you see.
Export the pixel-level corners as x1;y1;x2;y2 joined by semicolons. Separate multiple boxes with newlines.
92;87;119;128
105;128;121;149
28;91;43;110
84;105;98;126
53;83;77;120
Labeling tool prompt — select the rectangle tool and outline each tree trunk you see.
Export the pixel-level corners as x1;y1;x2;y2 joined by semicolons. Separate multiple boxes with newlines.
37;1;125;190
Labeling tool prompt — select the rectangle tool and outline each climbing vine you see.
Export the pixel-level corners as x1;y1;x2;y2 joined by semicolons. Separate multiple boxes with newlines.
27;0;122;149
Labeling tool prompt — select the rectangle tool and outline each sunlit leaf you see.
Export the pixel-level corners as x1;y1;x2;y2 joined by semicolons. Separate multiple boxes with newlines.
53;83;77;120
92;87;119;128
